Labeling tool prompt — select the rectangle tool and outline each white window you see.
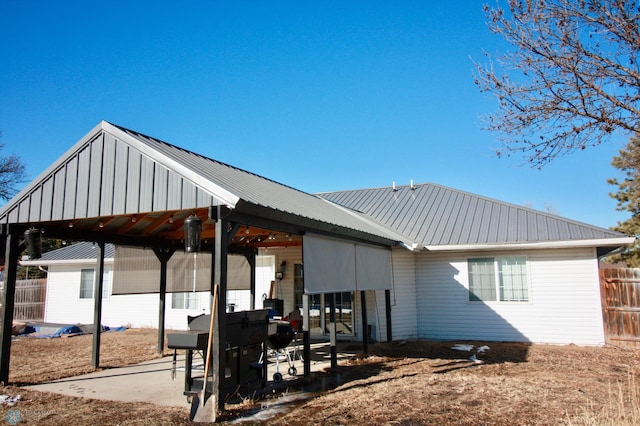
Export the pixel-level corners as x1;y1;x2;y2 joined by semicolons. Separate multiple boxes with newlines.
172;292;199;310
79;267;112;299
468;256;529;302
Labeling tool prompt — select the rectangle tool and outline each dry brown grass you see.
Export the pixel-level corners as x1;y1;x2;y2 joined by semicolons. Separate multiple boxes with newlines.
0;331;638;425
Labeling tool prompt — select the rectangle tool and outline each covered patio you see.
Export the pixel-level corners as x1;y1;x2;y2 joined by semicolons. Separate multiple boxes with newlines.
0;121;405;414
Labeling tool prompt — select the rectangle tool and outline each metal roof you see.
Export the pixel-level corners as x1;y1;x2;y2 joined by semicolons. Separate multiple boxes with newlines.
317;182;632;250
21;242;115;264
0;121;410;248
109;122;409;244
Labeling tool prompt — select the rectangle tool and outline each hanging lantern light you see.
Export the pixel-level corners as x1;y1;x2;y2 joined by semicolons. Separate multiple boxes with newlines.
184;215;202;253
24;228;42;259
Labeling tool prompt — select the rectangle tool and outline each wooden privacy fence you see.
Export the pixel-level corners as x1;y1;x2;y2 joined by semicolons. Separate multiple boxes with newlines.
13;278;46;321
599;268;640;349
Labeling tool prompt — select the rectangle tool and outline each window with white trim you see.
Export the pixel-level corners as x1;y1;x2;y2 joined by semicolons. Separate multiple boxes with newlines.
172;292;199;310
79;267;112;299
468;256;529;302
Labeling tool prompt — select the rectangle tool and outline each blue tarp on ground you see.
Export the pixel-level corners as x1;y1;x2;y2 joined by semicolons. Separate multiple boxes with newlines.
21;324;128;339
28;324;84;338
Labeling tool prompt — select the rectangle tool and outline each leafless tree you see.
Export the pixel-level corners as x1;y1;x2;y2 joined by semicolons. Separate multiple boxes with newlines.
474;0;640;167
0;132;25;200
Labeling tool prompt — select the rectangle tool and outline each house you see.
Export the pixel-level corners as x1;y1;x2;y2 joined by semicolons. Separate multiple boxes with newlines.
317;184;631;345
0;120;632;378
22;179;632;346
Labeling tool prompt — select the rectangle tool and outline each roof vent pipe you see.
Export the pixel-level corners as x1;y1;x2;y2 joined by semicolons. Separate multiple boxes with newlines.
392;181;397;192
410;179;415;190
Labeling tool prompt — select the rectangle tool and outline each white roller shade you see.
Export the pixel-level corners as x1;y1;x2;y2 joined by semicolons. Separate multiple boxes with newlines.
113;246;160;294
227;254;252;290
303;233;392;295
113;246;251;294
355;243;392;291
303;234;356;294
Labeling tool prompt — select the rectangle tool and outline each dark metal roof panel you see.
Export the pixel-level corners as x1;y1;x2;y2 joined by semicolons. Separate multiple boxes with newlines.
317;182;627;246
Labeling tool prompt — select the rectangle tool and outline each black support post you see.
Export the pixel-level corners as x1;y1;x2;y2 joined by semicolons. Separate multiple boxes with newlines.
361;291;369;355
0;228;20;383
215;214;229;413
154;247;176;355
385;289;392;342
92;241;106;369
247;253;256;310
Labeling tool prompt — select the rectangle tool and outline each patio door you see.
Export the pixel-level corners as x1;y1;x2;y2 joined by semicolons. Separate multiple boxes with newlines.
309;292;354;336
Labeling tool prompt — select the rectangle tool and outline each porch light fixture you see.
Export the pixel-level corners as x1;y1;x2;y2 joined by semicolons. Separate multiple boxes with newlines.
24;228;42;259
275;260;286;280
184;215;202;253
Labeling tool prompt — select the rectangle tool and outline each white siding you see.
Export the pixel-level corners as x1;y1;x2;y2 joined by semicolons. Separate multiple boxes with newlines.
264;247;301;317
387;248;419;340
416;247;604;345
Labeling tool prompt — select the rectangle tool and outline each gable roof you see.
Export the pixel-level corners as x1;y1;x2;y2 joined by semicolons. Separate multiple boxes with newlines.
0;121;410;248
0;121;631;255
317;182;633;253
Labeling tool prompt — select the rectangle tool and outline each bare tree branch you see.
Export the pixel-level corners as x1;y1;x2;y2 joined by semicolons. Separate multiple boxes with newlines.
0;133;26;201
474;0;640;167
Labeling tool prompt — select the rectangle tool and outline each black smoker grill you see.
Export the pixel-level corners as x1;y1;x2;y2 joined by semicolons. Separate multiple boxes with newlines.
167;309;269;401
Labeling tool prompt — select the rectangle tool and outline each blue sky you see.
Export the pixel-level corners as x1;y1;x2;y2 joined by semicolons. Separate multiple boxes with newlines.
0;1;630;229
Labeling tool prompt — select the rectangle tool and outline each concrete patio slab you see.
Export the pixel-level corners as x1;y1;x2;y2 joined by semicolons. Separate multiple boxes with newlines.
23;341;363;408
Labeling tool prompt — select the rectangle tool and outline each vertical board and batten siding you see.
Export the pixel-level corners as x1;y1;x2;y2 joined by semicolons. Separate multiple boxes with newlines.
0;130;222;225
416;247;604;345
44;263;210;330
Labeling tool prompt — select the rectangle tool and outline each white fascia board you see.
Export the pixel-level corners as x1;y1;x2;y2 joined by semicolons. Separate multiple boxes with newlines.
20;258;115;267
103;122;240;208
422;237;635;252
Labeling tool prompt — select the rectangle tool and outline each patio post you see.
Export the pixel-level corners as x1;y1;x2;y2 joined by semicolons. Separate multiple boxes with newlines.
385;289;392;342
154;246;176;354
0;226;20;383
214;208;229;413
361;291;369;354
92;240;105;368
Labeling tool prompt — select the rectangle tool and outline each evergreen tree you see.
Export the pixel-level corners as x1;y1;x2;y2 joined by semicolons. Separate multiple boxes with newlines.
607;135;640;266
